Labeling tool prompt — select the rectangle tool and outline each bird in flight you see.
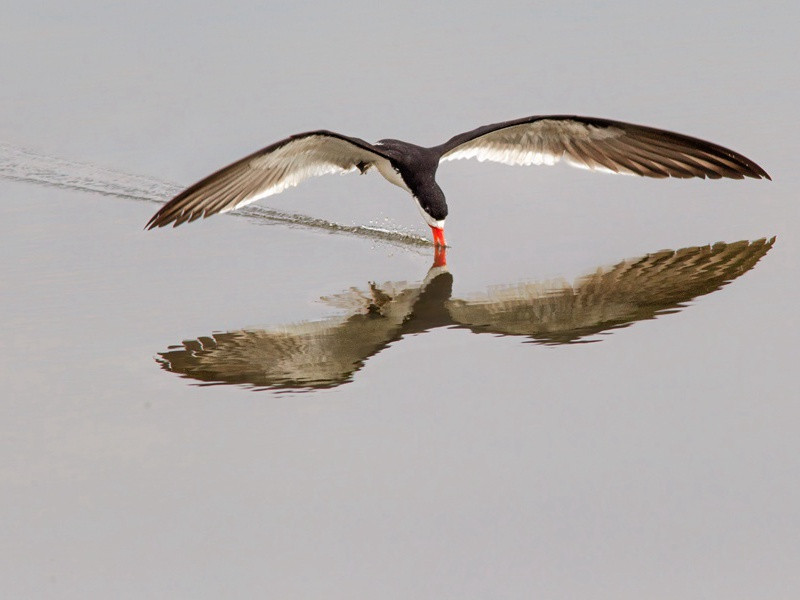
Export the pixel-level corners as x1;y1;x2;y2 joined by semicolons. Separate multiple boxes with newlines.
145;115;770;246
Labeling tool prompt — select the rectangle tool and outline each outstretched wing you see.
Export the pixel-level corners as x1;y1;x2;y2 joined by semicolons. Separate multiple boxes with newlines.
146;130;394;228
437;115;770;180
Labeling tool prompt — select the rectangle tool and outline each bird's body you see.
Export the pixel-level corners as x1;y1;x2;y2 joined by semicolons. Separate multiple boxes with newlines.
146;115;770;245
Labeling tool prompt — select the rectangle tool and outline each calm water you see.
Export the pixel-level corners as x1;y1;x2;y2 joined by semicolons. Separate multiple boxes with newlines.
2;2;798;598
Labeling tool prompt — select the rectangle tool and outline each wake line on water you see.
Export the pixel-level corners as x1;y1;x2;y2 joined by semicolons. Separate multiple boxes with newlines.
0;142;431;248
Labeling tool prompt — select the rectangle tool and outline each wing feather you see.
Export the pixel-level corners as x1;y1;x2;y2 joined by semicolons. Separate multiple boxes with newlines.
437;115;770;181
146;131;393;229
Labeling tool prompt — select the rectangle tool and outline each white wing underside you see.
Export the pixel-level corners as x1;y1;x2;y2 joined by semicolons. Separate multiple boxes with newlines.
227;136;391;211
440;119;631;174
147;133;393;227
437;117;769;181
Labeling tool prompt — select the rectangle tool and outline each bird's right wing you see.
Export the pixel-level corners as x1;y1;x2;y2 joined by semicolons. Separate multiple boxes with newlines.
146;131;394;228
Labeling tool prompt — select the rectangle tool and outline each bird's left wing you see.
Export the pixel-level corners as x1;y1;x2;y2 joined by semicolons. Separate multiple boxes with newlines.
146;130;393;228
436;115;770;180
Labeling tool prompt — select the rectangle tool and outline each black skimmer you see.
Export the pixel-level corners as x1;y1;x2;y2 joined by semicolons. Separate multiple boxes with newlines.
157;238;773;390
146;115;770;246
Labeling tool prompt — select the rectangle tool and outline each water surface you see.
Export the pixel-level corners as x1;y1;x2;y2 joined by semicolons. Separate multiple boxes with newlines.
2;2;798;598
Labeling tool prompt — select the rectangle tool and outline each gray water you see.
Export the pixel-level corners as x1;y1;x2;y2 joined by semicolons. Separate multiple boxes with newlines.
2;2;799;598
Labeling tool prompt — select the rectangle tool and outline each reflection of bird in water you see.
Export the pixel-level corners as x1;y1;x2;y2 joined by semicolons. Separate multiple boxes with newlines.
145;115;769;246
157;238;774;391
162;272;448;390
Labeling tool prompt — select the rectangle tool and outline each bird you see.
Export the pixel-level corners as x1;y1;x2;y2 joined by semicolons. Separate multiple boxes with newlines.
145;115;771;246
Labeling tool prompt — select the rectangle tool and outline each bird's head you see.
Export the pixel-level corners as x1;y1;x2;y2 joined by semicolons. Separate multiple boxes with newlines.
412;182;448;247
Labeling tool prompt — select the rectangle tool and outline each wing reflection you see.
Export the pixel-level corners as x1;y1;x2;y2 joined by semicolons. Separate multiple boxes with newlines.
157;238;774;390
157;268;449;391
448;239;774;344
